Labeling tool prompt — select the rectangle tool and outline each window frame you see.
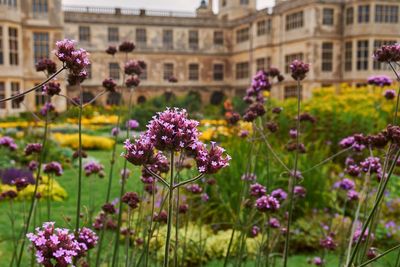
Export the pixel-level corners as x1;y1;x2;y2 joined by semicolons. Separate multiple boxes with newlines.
162;29;173;50
321;42;333;72
236;27;250;44
188;30;199;50
344;41;353;71
188;63;199;81
108;27;119;42
136;28;147;48
9;27;18;66
109;62;120;80
322;8;334;25
213;64;224;81
358;5;370;23
33;32;49;64
346;7;354;25
236;62;249;80
79;26;91;42
356;40;369;71
286;11;304;31
163;63;174;80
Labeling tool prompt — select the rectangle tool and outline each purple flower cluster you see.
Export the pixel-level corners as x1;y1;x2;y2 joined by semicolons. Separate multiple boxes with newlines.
347;190;359;201
0;136;18;151
373;44;400;62
271;188;288;202
290;59;310;81
384;89;396;100
367;75;392;86
35;58;57;75
27;222;97;266
269;217;281;228
250;183;267;197
106;46;117;55
124;60;144;76
294;186;307;198
353;227;373;243
320;234;337;250
241;173;257;182
339;136;365;152
42;81;61;97
83;161;104;177
40;102;55;116
334;178;355;191
55;39;90;77
12;177;30;191
124;108;230;176
186;183;203;194
43;162;63;176
360;157;381;174
255;195;280;212
127;119;139;130
121;192;140;209
24;143;43;156
102;78;117;92
119;41;135;53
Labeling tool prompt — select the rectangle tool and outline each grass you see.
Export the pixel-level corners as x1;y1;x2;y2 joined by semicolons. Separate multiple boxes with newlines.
0;144;399;266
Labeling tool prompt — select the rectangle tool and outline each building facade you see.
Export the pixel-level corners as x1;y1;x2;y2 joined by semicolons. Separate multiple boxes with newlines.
1;0;400;115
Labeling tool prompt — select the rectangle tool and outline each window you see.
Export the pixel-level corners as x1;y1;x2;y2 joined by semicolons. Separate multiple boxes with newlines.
285;53;303;73
344;41;353;71
0;82;5;109
236;62;249;80
213;64;224;81
136;28;147;47
33;32;49;64
257;19;271;36
9;27;18;65
284;85;303;99
140;63;147;80
357;40;369;71
321;42;333;72
214;31;224;45
109;63;120;80
358;5;370;23
189;30;199;50
286;11;304;31
188;63;199;81
256;58;266;71
107;92;121;106
0;27;3;65
240;0;249;5
346;7;354;25
163;29;173;49
11;82;20;109
1;0;17;7
323;8;334;25
79;26;90;42
375;5;398;23
32;0;47;14
374;40;396;70
35;85;46;107
236;27;249;43
222;0;226;7
108;27;119;42
163;63;174;80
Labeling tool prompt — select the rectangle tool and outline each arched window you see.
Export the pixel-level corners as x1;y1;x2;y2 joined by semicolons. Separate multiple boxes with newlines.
163;91;176;102
210;91;225;105
82;92;95;104
106;91;121;106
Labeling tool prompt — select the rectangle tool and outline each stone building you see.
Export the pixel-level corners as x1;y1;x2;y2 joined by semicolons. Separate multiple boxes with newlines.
1;0;400;115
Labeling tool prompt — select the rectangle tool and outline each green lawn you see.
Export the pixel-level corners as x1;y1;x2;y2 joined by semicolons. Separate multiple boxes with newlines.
0;145;398;266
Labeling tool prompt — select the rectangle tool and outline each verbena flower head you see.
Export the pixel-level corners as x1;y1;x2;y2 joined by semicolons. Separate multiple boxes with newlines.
102;78;117;92
271;188;288;202
84;161;104;177
195;142;231;174
125;76;140;88
40;102;55;116
186;183;203;194
373;44;400;62
339;136;365;151
241;173;257;182
320;235;337;250
250;183;267;197
29;160;39;171
123;136;154;165
269;217;280;228
124;60;143;76
367;75;392;86
294;186;307;198
334;178;355;191
127;119;139;130
312;257;324;266
67;70;88;86
290;59;309;80
55;39;90;75
0;136;17;151
111;127;120;137
255;195;280;212
35;58;57;74
121;192;140;209
12;177;29;191
27;222;97;266
119;41;135;53
105;46;117;55
147;108;199;151
43;162;63;176
346;165;361;177
353;227;373;243
384;89;396;100
250;225;260;237
201;193;209;202
25;143;43;156
385;125;400;144
347;190;359;201
360;156;381;174
102;202;117;214
42;81;61;97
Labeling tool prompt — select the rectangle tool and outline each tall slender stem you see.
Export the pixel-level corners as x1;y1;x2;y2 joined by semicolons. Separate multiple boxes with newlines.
111;88;134;267
75;82;83;233
282;78;301;267
16;104;50;267
163;152;175;267
145;181;156;267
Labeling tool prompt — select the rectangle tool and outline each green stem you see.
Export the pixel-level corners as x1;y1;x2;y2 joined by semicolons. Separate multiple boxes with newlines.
16;106;50;267
163;152;175;267
125;207;132;267
357;244;400;267
75;82;83;233
145;181;156;267
282;78;301;267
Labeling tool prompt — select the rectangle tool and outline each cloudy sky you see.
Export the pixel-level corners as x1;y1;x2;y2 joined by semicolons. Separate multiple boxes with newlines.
62;0;276;12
